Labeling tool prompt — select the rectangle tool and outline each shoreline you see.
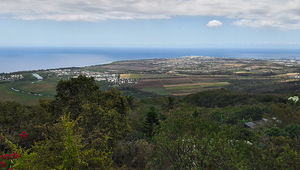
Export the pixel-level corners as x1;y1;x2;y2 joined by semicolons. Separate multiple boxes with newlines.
1;48;300;73
1;55;300;74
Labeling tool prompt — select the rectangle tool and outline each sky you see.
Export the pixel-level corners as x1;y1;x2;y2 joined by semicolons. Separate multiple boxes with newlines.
0;0;300;48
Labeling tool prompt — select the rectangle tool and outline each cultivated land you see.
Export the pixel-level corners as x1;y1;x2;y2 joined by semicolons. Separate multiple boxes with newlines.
1;56;300;104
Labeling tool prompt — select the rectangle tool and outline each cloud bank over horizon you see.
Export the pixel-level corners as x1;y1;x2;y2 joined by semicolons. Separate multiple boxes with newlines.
0;0;300;30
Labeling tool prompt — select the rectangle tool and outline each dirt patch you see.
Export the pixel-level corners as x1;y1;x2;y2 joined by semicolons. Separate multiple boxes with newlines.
173;93;192;96
164;82;230;88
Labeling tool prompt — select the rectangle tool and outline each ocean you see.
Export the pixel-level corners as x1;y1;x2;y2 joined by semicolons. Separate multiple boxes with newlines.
1;47;300;73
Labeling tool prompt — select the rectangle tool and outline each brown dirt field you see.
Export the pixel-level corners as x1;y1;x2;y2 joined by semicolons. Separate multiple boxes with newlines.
235;71;252;74
173;93;192;96
275;73;299;77
120;74;131;79
164;82;230;88
171;87;222;96
223;64;245;67
245;66;282;70
160;78;194;84
137;77;194;88
136;79;163;88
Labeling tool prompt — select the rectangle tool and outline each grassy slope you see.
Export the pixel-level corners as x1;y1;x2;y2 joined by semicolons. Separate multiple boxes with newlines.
0;75;57;105
0;82;50;105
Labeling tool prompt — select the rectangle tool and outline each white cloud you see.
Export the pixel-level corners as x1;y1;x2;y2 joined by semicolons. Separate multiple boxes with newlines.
207;20;223;27
0;0;300;29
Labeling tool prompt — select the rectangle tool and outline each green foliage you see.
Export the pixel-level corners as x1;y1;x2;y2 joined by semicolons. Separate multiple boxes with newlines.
113;140;153;169
98;88;129;116
284;124;300;139
0;102;52;148
1;77;300;169
79;103;129;142
14;114;112;170
184;89;284;108
51;75;130;142
150;111;261;169
143;107;159;140
165;96;175;111
266;124;300;139
149;109;300;169
267;103;300;125
55;75;100;119
261;136;300;169
210;104;265;125
265;127;289;137
59;114;87;169
126;95;136;110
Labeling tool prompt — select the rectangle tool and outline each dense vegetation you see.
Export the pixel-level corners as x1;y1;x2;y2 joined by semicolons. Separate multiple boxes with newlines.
0;75;300;169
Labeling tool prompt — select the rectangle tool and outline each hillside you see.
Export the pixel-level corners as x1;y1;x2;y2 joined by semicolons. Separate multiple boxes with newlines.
0;75;299;169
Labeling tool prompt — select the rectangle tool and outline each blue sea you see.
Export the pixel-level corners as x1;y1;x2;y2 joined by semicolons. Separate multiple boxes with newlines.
1;47;300;73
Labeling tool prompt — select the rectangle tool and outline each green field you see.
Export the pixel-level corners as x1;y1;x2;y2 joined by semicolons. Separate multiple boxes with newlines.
164;82;229;90
14;78;58;96
0;82;51;105
141;87;171;96
0;77;58;105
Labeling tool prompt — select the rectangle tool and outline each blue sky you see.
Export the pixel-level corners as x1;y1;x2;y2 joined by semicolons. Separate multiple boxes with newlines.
0;0;300;49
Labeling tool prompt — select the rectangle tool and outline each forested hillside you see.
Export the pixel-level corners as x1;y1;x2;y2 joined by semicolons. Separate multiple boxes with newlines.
0;76;300;169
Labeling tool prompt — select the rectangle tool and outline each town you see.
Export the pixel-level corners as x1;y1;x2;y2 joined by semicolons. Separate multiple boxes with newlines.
48;69;138;86
0;74;24;81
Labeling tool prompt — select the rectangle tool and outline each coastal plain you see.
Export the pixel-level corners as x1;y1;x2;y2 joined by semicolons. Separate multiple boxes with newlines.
1;56;300;105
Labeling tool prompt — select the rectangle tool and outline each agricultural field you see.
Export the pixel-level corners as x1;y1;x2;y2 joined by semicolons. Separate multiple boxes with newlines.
1;56;300;104
136;75;232;96
140;87;171;95
164;82;230;95
0;82;51;105
120;74;144;79
0;75;58;105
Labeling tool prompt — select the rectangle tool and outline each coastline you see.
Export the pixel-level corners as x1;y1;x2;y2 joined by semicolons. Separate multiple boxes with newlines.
1;47;300;73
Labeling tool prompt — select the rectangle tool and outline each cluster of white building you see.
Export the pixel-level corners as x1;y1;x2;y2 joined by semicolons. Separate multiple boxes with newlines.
272;59;300;67
48;69;137;86
48;69;73;76
0;74;24;81
72;71;119;83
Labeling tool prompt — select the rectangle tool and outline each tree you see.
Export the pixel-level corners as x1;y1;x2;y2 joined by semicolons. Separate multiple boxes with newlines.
98;88;129;115
55;75;100;119
166;96;175;111
265;127;289;137
150;111;260;169
52;75;130;142
126;95;136;110
284;124;300;139
143;107;159;139
14;114;112;169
